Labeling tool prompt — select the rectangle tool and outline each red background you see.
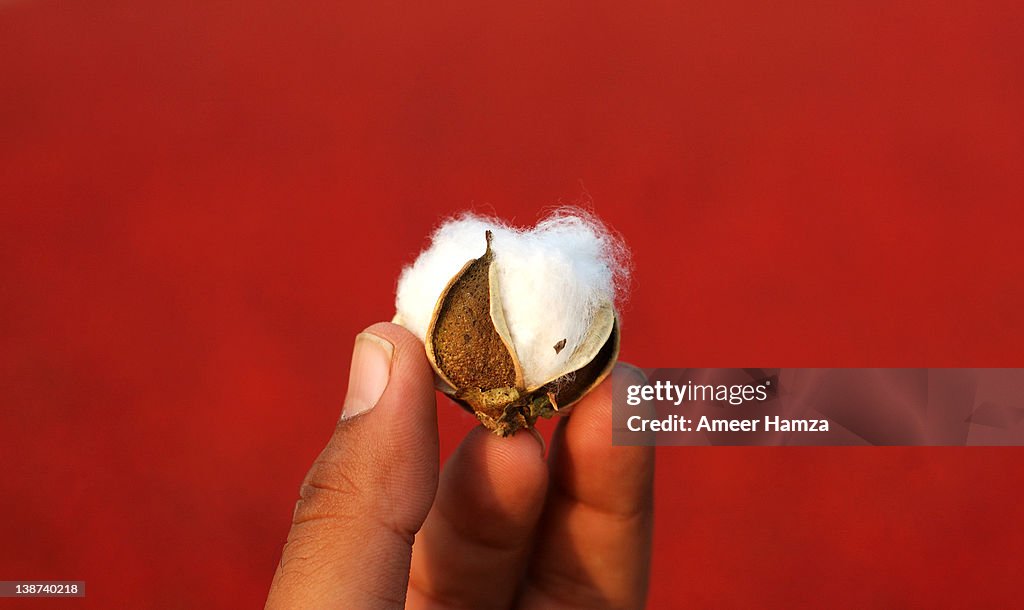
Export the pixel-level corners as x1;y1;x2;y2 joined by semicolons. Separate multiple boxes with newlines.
2;1;1023;607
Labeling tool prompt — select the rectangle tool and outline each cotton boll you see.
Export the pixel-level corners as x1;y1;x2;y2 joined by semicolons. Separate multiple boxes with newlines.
394;208;629;389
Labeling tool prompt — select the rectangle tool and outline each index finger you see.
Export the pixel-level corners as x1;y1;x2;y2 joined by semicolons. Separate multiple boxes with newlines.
518;363;654;609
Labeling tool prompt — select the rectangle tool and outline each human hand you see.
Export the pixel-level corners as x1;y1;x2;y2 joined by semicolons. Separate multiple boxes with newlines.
266;322;654;609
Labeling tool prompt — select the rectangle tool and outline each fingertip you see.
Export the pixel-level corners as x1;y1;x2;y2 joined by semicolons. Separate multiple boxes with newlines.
361;320;421;350
496;427;548;482
563;360;650;450
456;427;548;515
552;360;654;514
359;321;434;393
561;367;615;453
346;321;436;434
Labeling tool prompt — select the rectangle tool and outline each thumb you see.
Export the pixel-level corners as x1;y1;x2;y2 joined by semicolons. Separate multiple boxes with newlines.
267;322;439;609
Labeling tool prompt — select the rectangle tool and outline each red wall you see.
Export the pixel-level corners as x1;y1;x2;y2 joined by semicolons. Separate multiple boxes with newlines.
2;1;1022;607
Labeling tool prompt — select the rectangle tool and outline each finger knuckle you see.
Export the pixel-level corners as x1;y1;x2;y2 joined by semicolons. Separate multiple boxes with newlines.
292;458;363;526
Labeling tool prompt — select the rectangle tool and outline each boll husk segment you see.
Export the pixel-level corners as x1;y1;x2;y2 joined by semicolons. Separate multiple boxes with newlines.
393;211;628;437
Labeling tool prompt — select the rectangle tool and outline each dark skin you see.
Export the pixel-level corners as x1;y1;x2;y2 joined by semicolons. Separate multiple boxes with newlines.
266;322;654;609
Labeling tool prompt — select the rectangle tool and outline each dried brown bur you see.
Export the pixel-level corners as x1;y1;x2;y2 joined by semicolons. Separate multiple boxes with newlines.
425;231;620;437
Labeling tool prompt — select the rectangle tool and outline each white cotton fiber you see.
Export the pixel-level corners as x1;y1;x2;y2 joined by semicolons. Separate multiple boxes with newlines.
394;208;630;389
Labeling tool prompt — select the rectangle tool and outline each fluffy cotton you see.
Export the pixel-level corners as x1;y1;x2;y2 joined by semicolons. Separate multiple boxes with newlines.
394;208;630;389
